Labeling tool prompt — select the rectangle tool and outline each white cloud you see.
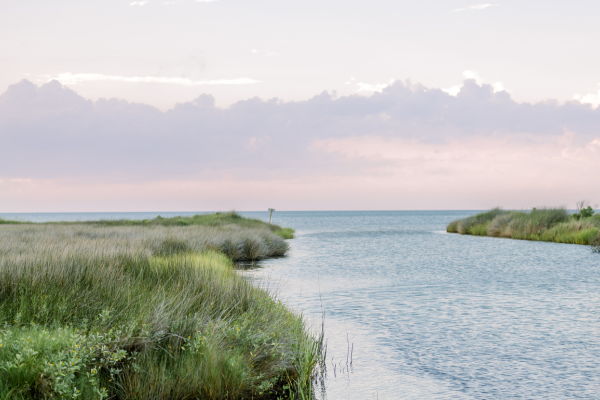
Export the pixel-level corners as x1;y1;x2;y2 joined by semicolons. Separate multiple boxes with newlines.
442;85;462;96
442;70;505;96
462;70;483;84
355;79;394;93
491;82;505;92
573;85;600;109
46;73;260;86
130;1;149;6
454;4;498;12
195;0;219;2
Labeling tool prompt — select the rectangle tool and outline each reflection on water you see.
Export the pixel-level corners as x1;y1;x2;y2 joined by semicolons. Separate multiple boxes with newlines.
239;211;600;399
234;261;263;271
4;210;600;399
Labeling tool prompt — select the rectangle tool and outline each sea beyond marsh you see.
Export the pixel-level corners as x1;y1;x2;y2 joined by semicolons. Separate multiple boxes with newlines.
2;210;600;399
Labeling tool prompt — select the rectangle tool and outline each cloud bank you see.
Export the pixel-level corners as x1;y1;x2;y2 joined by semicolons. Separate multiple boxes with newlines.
1;78;599;211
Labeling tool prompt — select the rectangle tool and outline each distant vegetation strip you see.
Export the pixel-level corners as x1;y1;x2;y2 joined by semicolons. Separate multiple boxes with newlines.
0;211;295;241
447;207;600;249
0;216;324;399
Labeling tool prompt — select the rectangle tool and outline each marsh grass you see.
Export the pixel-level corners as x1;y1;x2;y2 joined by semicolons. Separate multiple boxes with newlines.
447;207;600;248
0;223;323;399
592;238;600;253
83;212;295;240
0;219;23;225
451;208;506;235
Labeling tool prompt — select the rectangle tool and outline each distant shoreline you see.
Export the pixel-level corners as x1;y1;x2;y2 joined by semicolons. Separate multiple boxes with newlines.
447;207;600;248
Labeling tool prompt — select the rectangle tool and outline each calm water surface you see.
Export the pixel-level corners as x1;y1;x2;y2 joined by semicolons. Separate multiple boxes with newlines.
3;211;599;399
245;211;600;399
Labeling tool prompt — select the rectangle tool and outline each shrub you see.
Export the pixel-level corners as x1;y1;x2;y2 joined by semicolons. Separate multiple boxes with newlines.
581;206;595;219
574;200;596;220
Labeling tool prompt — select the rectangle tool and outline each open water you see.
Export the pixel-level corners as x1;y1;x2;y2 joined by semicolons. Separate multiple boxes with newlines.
2;210;599;399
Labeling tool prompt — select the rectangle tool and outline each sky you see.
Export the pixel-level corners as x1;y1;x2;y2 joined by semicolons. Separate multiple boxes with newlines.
1;0;600;212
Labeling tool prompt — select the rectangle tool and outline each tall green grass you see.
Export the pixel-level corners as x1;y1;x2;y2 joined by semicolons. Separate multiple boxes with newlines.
447;207;600;247
0;223;323;399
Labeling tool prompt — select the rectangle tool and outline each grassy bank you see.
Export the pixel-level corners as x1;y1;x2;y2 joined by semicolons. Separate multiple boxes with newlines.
0;212;294;260
0;218;323;399
0;212;295;240
86;212;295;240
447;207;600;246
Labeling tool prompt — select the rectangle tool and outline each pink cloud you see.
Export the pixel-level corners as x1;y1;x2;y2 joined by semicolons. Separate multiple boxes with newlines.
1;79;599;211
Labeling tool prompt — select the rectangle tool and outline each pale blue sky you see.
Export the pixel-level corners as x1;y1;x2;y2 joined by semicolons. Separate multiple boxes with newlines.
1;0;599;109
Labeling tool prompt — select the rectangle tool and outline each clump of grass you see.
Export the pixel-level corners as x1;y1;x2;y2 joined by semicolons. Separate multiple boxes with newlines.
276;227;295;240
488;213;512;237
446;220;459;233
153;237;190;256
447;206;600;248
0;224;323;399
447;207;506;235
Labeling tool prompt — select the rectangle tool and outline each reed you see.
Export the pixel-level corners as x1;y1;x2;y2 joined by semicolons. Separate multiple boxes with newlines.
592;238;600;253
447;207;600;248
0;222;323;399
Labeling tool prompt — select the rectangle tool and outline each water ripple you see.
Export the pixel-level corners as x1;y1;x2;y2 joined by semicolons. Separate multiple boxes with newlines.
244;211;600;399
